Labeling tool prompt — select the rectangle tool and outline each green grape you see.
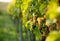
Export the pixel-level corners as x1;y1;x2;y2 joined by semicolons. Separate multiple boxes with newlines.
45;31;60;41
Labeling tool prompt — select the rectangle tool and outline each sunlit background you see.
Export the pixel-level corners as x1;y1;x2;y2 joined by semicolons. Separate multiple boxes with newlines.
0;0;12;11
0;0;12;2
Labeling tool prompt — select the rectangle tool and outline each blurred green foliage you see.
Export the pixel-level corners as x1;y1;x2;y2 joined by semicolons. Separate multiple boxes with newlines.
0;11;17;41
